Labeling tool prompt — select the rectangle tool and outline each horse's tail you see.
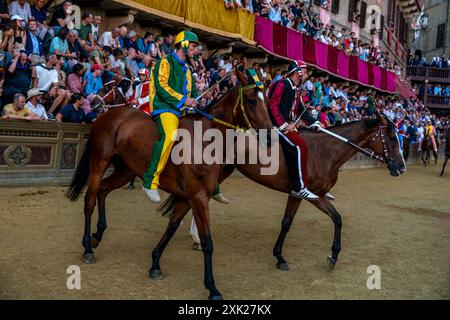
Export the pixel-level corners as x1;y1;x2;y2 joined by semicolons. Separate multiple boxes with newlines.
66;140;90;201
157;194;182;217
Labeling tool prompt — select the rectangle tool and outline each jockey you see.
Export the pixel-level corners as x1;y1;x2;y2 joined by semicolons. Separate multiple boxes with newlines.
141;31;200;202
269;60;335;201
425;120;438;152
128;68;151;114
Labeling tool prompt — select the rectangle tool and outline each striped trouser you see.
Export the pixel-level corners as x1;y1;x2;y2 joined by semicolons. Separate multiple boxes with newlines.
278;130;309;192
143;112;179;189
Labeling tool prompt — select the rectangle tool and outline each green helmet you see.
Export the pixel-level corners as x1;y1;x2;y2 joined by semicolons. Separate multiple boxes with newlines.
174;31;199;49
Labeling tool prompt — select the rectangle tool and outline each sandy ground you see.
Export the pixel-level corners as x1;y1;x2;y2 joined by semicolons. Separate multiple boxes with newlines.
0;164;449;300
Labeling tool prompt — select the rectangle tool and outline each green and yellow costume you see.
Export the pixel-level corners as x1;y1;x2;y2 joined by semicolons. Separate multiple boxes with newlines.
143;31;198;190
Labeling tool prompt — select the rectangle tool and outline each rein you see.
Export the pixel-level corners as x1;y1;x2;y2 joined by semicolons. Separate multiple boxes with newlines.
313;124;392;164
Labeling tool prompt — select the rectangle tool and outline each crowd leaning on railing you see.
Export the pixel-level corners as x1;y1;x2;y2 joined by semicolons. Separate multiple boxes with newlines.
223;0;403;75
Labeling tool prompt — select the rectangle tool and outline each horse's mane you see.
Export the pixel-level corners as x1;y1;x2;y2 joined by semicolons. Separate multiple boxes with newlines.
205;85;238;114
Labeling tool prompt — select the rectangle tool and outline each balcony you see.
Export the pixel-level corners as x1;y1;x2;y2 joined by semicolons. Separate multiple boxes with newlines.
425;95;450;110
383;28;407;66
406;66;450;83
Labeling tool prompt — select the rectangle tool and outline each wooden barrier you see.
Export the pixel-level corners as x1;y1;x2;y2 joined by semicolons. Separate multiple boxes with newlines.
0;121;91;186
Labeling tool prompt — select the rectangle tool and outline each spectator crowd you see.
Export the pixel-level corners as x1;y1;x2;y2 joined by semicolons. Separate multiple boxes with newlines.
223;0;403;75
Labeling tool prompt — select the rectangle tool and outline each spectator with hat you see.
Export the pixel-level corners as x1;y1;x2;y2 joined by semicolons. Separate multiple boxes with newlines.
25;87;47;120
10;15;27;52
83;63;103;100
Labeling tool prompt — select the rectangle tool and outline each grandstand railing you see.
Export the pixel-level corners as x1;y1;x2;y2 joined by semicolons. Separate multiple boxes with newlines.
425;95;450;110
0;120;446;186
406;66;450;83
0;121;91;186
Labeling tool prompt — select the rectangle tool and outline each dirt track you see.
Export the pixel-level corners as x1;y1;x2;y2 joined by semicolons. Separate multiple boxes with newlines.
0;165;449;300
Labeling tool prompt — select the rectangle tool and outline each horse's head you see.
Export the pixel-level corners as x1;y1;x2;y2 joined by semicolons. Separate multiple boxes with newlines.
91;77;127;111
233;68;273;134
366;111;407;176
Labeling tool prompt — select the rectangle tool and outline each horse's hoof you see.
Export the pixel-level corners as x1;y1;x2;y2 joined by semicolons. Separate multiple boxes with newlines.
209;294;224;300
327;256;336;271
276;262;290;271
149;269;164;280
82;253;96;264
91;238;100;249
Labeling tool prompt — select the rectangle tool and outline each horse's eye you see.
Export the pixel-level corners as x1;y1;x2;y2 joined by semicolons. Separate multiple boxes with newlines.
247;98;257;106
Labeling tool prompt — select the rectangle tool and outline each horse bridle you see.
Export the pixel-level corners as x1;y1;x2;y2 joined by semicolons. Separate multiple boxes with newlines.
366;124;394;164
193;84;259;132
93;81;127;109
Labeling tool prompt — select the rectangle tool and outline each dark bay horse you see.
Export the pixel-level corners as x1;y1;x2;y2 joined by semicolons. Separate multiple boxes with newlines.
421;134;439;166
439;128;449;176
89;76;131;113
66;70;273;300
159;112;407;276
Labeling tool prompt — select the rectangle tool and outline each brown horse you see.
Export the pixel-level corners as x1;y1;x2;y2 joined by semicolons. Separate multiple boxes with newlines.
439;128;449;176
90;77;131;114
66;69;273;300
421;134;439;166
159;111;407;276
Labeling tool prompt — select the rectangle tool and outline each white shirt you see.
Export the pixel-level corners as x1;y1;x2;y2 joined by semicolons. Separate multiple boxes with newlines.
25;101;48;120
304;80;313;91
35;65;59;91
222;62;233;73
91;24;100;42
99;32;120;48
417;127;424;139
328;86;337;98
